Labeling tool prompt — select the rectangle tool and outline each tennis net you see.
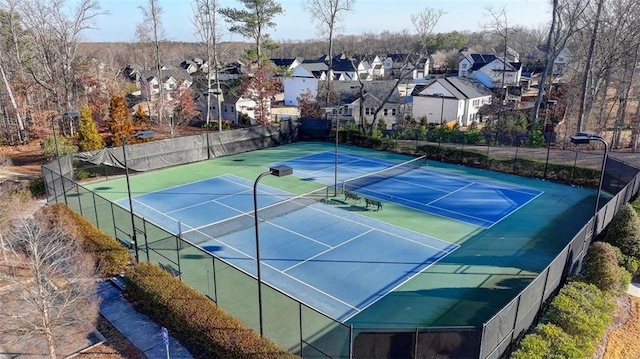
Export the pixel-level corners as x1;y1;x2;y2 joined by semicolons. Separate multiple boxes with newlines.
342;155;427;193
181;186;329;245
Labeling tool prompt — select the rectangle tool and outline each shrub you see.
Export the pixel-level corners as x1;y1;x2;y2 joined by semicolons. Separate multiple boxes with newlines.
603;203;640;258
583;242;625;293
621;254;640;275
27;176;46;197
512;324;582;359
125;263;298;359
546;281;614;352
43;204;129;277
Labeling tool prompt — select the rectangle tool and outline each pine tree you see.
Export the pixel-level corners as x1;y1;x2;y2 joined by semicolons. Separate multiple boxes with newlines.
109;94;133;146
132;105;149;130
77;104;104;151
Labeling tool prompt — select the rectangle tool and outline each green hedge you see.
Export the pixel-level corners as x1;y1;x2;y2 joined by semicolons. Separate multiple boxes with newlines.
512;281;614;358
583;242;629;294
603;203;640;258
44;204;129;277
124;263;299;359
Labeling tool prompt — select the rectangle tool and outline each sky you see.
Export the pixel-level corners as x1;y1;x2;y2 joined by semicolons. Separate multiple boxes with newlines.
83;0;552;43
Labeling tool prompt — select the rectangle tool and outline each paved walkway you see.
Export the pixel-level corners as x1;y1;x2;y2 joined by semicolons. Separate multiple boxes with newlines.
628;282;640;297
97;278;193;359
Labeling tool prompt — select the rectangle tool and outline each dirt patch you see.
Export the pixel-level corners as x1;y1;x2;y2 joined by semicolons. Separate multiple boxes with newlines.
602;295;640;359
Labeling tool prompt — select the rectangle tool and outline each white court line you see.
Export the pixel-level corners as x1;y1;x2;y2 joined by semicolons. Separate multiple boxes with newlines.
283;229;375;272
341;241;459;322
486;190;545;229
165;188;253;215
425;182;477;206
263;220;333;249
300;199;458;252
184;225;359;311
416;166;543;195
356;185;495;228
126;198;196;232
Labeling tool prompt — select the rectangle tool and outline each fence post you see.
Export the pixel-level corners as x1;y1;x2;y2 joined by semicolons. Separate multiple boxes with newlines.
299;303;303;357
349;325;354;359
76;185;83;216
414;327;419;359
92;192;99;230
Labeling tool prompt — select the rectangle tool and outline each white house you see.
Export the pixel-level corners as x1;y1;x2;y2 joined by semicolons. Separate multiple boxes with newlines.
283;60;328;107
139;69;193;101
411;77;492;127
458;54;522;89
326;80;407;130
552;47;571;76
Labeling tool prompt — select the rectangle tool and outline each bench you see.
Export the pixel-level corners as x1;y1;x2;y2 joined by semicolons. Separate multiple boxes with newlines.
344;190;361;203
159;263;181;278
365;198;382;211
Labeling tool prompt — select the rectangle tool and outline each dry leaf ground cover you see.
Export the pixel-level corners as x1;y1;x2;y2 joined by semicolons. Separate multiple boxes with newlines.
603;296;640;359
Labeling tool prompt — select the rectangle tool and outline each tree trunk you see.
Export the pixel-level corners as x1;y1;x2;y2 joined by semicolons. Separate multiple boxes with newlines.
0;62;25;143
576;0;605;133
531;0;558;137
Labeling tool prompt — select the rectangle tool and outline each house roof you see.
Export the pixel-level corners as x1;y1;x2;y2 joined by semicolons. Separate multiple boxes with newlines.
386;54;412;63
412;77;491;100
332;58;356;72
470;54;497;63
270;58;297;67
321;80;405;105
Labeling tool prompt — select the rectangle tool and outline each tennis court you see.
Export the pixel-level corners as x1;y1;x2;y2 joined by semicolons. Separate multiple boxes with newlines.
277;151;544;228
116;174;458;321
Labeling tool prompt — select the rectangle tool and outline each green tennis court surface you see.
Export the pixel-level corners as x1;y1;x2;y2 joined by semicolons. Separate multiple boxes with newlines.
86;142;595;328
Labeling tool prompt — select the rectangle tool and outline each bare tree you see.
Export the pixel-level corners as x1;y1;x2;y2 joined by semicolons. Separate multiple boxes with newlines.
530;0;589;137
0;214;98;359
411;7;445;56
483;6;512;111
17;0;103;121
137;0;165;125
192;0;224;128
576;0;605;133
302;0;355;104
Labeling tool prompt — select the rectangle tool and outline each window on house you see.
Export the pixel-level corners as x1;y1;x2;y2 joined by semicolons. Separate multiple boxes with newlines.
462;63;467;69
365;108;371;115
392;109;397;116
383;109;388;116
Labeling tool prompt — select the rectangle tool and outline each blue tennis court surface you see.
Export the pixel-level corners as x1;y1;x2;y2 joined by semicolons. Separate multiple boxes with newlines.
276;152;544;228
117;174;458;321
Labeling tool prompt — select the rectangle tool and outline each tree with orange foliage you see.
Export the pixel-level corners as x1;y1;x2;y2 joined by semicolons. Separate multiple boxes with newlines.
108;94;133;146
240;60;279;125
132;105;149;130
297;89;323;119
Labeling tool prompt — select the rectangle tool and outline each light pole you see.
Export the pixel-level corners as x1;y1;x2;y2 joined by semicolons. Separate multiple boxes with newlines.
323;106;341;197
570;131;608;237
123;130;156;263
50;111;79;205
436;93;445;153
253;165;293;336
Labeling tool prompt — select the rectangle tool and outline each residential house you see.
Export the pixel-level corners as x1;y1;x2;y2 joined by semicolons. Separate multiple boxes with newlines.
413;57;430;79
194;84;239;125
139;68;193;101
283;59;329;106
329;53;358;80
271;57;302;72
458;53;523;89
323;80;408;130
180;60;200;74
412;77;493;127
384;54;414;80
552;47;571;76
369;55;385;79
